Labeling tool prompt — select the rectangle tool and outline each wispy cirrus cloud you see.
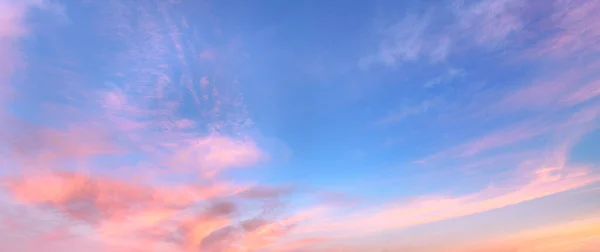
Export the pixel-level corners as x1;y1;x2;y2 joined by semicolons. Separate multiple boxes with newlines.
491;0;600;115
360;0;526;69
494;58;600;114
532;0;600;58
414;0;600;161
453;0;524;46
359;13;447;69
424;68;465;88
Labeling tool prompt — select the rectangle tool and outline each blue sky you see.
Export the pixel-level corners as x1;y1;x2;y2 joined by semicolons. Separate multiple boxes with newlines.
1;0;600;251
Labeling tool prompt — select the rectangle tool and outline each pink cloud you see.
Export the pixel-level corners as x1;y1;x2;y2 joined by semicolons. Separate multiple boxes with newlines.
497;72;575;111
533;0;600;57
1;168;306;251
167;134;265;177
416;118;549;162
0;2;29;38
0;1;30;109
456;120;550;157
494;58;600;113
1;120;125;175
238;184;294;199
488;0;600;116
560;79;600;106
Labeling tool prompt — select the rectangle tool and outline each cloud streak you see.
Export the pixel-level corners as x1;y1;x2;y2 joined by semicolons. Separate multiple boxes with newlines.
361;0;526;68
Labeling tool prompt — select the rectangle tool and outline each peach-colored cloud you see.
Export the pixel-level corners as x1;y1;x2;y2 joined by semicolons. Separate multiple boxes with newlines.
343;215;600;252
1;169;304;251
3;171;247;218
453;214;600;252
6;172;159;223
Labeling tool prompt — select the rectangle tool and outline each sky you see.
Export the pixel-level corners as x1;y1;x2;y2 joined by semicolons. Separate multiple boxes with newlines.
1;0;600;251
